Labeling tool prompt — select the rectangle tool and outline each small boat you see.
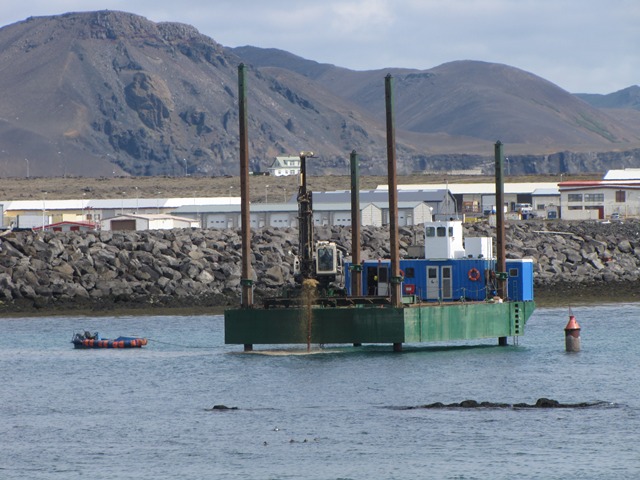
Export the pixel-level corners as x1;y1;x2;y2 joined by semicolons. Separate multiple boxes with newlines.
71;331;147;349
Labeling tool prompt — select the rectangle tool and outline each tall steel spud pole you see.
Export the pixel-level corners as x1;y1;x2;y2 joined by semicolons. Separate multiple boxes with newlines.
385;75;402;311
350;150;362;297
495;140;507;346
238;64;253;310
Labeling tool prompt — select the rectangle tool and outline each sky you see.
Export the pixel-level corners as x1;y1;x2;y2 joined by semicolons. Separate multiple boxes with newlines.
0;0;637;94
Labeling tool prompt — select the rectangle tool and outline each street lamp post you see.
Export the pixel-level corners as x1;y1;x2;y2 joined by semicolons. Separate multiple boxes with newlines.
183;158;188;177
57;151;65;177
41;192;47;230
25;158;29;178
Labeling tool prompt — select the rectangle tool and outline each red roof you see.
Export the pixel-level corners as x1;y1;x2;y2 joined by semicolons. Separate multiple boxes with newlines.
32;221;98;231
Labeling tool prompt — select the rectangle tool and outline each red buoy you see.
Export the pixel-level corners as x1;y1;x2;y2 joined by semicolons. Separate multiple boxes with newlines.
564;314;581;352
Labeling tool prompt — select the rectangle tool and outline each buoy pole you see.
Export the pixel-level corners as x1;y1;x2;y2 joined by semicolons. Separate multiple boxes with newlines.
565;314;581;352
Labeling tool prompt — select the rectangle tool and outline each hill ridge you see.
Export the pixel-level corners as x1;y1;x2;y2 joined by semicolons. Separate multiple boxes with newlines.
0;10;638;178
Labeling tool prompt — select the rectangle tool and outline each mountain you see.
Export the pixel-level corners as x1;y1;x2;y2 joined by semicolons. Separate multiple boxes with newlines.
0;10;639;178
230;46;640;147
576;86;640;110
0;10;389;177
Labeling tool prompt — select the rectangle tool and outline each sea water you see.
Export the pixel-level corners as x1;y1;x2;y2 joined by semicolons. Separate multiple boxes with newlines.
1;304;640;479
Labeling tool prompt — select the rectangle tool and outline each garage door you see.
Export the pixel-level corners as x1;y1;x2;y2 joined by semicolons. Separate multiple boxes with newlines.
111;219;137;231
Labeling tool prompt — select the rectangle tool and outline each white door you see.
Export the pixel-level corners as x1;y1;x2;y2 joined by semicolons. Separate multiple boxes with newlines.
426;266;439;300
441;266;452;299
377;267;389;296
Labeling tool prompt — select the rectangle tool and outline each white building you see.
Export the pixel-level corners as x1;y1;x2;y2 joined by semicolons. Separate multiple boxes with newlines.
379;182;559;215
559;179;640;220
267;156;301;176
1;197;239;228
101;214;200;231
172;202;389;229
531;188;560;219
603;168;640;180
311;203;384;227
557;169;640;220
313;189;455;220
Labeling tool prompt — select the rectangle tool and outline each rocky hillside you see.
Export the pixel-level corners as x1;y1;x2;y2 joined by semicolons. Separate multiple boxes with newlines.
0;11;639;179
0;11;386;178
2;220;640;314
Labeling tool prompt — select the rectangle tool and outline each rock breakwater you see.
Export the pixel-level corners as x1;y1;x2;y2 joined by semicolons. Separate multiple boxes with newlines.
1;220;640;313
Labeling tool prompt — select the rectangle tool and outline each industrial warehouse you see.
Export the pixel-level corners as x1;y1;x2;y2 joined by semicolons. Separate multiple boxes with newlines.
3;168;640;231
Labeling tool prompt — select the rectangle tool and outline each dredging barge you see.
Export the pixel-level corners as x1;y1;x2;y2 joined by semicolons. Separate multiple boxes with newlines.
224;66;535;352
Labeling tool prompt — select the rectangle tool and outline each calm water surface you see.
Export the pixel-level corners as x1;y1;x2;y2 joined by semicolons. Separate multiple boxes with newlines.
2;304;640;479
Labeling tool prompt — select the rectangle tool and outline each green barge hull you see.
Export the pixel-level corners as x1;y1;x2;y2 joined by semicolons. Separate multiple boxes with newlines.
224;300;535;348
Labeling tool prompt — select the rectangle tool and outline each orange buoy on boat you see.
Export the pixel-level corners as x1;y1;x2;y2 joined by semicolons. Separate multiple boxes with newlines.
468;268;481;281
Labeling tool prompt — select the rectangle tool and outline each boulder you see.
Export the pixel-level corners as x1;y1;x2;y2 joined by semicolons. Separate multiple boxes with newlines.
618;239;633;253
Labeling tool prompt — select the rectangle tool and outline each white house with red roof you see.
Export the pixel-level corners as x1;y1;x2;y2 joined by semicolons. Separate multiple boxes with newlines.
559;168;640;220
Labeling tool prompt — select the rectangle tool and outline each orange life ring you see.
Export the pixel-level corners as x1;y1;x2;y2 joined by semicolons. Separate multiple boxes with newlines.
468;268;481;282
399;269;405;280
